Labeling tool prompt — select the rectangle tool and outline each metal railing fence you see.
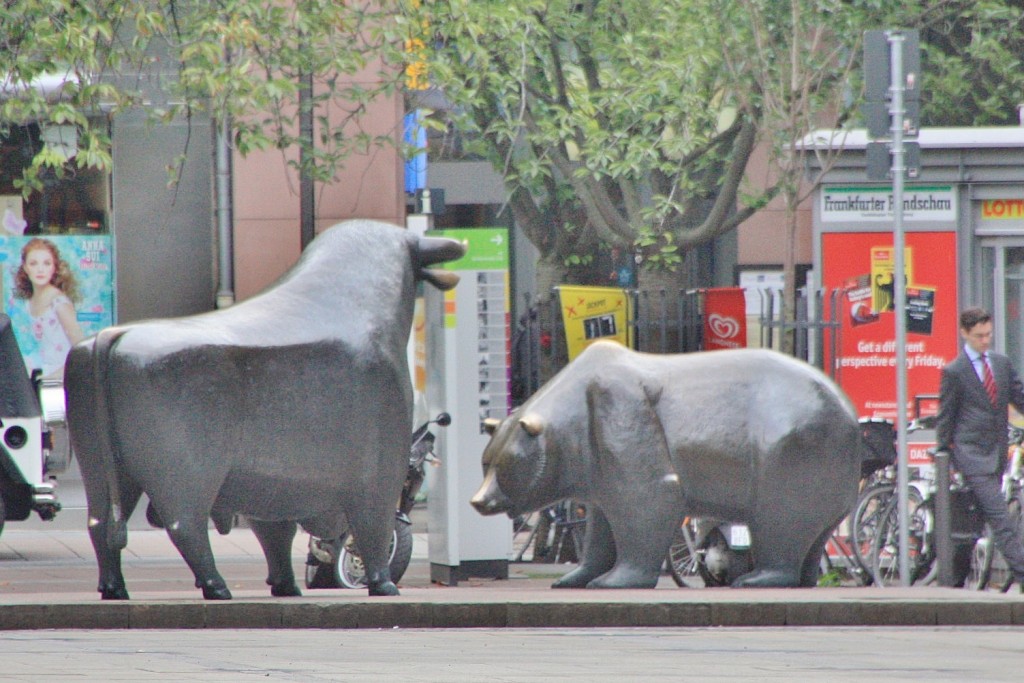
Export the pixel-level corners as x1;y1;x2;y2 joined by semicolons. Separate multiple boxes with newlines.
510;287;842;407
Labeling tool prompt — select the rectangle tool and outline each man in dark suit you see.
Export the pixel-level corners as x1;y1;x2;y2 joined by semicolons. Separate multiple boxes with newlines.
936;307;1024;591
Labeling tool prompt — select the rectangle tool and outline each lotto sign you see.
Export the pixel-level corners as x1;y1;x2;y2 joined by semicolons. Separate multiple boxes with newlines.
981;200;1024;220
703;288;747;350
558;286;631;361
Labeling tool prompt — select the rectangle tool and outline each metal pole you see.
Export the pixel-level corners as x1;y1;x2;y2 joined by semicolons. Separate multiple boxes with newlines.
215;110;235;309
888;31;910;587
934;450;954;585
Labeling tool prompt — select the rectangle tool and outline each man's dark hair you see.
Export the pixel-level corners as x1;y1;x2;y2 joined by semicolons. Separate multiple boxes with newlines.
959;307;992;331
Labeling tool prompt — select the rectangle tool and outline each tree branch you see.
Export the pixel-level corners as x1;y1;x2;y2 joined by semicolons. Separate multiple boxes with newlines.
673;115;763;250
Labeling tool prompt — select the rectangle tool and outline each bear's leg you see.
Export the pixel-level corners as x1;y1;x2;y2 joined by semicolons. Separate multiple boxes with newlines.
579;372;683;588
585;495;679;589
733;424;858;588
732;514;821;588
552;505;616;588
799;518;840;587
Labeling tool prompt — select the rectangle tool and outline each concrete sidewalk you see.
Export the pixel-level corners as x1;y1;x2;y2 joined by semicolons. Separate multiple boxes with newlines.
2;522;1023;631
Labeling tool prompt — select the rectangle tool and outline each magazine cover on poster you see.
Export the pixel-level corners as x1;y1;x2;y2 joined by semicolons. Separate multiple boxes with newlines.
0;234;114;377
823;231;958;422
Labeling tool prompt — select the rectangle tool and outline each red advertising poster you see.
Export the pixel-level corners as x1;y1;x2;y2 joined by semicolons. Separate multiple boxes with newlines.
703;287;747;350
822;232;958;421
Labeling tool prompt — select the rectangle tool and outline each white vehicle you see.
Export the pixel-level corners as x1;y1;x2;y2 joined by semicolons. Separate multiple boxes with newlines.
0;314;69;536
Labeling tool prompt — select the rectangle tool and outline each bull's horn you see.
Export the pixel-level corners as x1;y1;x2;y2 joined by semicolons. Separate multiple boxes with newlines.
420;268;460;291
482;417;501;435
418;236;466;267
518;414;543;436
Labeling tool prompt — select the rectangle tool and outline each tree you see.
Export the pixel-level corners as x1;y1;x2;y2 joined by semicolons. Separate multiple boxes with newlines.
847;0;1024;127
741;0;1024;350
0;0;410;197
413;0;781;351
416;0;1024;355
714;0;861;352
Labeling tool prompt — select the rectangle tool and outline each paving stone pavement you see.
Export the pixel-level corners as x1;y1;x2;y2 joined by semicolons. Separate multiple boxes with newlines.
3;477;1022;681
2;515;1023;631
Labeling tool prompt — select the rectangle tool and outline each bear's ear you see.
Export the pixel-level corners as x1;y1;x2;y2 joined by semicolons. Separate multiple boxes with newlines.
483;418;501;435
518;414;543;437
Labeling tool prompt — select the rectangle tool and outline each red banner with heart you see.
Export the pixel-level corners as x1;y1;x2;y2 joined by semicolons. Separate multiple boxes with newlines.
703;287;747;350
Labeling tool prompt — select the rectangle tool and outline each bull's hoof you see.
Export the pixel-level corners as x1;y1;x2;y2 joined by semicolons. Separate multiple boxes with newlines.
100;585;130;600
270;581;302;597
367;580;400;596
198;579;233;600
731;568;800;588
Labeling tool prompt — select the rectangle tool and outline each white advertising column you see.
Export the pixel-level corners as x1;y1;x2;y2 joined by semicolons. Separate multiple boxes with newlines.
425;227;512;585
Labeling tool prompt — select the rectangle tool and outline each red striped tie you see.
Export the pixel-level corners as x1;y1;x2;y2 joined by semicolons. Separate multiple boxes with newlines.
982;354;998;405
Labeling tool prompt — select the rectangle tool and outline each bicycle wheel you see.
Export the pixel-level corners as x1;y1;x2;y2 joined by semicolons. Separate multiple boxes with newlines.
850;483;895;571
511;511;541;562
965;528;994;590
667;518;701;587
977;490;1024;590
336;528;399;589
869;492;929;587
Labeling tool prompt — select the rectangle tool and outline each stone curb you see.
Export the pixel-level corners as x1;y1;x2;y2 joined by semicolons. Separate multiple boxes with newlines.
1;599;1022;630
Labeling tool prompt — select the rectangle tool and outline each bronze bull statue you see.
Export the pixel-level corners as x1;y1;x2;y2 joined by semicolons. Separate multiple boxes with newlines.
66;220;464;600
471;341;861;588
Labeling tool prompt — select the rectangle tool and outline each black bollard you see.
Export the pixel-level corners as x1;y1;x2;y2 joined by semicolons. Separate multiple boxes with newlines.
933;450;954;586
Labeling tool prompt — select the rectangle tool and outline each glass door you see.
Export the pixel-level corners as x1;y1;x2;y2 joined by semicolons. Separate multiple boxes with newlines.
981;240;1024;360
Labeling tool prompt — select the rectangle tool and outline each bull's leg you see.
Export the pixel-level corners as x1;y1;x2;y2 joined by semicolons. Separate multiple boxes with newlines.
552;505;615;588
346;506;400;597
249;519;301;597
163;515;231;600
86;484;142;600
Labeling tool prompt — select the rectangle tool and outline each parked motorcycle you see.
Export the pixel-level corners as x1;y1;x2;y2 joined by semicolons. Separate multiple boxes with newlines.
695;520;754;587
305;412;450;589
0;316;69;537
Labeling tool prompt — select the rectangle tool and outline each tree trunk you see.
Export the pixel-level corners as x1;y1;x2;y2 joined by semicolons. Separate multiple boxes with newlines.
533;255;569;384
635;266;687;354
533;256;566;305
779;191;800;355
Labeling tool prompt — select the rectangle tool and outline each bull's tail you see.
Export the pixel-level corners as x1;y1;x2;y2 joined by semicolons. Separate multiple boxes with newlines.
90;326;130;551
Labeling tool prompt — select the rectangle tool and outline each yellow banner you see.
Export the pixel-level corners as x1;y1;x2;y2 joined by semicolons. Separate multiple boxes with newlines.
558;286;631;361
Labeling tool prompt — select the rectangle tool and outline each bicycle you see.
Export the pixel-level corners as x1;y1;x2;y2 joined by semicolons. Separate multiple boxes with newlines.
813;467;908;587
820;519;875;586
965;426;1024;591
818;419;904;586
512;500;586;563
666;517;701;586
867;465;985;587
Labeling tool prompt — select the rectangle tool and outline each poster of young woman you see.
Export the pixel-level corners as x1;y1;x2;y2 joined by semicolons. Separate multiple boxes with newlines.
0;234;114;378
